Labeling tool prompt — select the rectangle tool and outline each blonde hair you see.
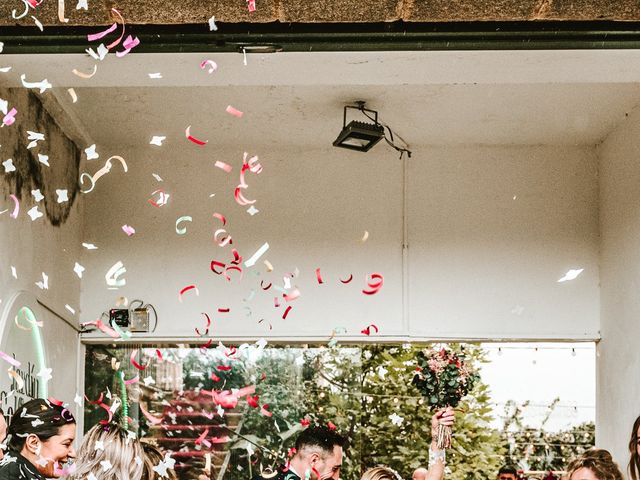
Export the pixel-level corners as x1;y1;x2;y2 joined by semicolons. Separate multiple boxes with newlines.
141;442;177;480
566;449;624;480
68;423;144;480
362;467;403;480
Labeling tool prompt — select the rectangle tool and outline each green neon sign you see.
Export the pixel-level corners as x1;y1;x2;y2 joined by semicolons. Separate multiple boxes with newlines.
15;307;48;398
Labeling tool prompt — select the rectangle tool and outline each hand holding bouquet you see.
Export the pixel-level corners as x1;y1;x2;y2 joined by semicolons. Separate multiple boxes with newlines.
412;346;479;449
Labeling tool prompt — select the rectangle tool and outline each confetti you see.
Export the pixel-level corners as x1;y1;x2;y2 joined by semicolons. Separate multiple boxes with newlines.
31;15;43;31
116;35;140;57
185;125;208;145
87;22;117;42
361;230;369;242
247;0;256;12
8;369;24;390
82;242;98;249
2;159;15;173
200;59;218;74
10;266;17;279
362;273;383;295
225;105;244;118
84;144;99;160
73;262;85;278
2;108;17;127
32;189;44;202
121;225;135;236
0;351;20;368
20;74;52;93
56;189;69;203
283;288;300;302
72;64;98;79
214;160;232;172
35;272;49;290
38;154;50;166
195;312;211;336
244;242;269;267
149;135;166;146
27;206;43;221
148;189;170;207
105;261;126;288
340;274;353;284
315;268;324;284
178;284;199;302
208;15;218;31
64;304;76;315
175;216;192;235
148;72;163;79
76;0;87;10
264;260;273;272
12;0;30;20
361;324;379;336
86;44;108;61
26;130;44;149
558;268;584;283
152;173;163;182
8;194;19;219
130;349;147;370
80;155;128;193
282;306;292;320
247;205;259;215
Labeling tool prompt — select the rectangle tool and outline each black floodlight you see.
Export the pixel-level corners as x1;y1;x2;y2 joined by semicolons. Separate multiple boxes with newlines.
333;103;385;152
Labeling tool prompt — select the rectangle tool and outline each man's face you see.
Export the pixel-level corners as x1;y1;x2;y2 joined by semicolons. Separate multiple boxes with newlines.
312;446;343;480
498;474;517;480
0;414;6;460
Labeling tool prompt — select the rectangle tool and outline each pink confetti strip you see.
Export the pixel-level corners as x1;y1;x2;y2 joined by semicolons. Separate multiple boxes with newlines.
260;404;272;417
178;284;199;302
81;319;119;338
0;351;20;368
139;403;162;425
247;0;256;12
195;428;210;445
211;260;226;275
72;65;98;79
116;34;140;57
234;186;256;206
214;228;232;247
185;125;208;145
130;349;147;370
156;349;163;361
122;224;136;236
200;59;218;74
225;105;243;118
214;161;232;173
2;107;17;127
105;8;126;50
123;374;139;385
362;273;384;295
283;288;301;302
9;194;19;219
212;212;227;226
87;22;117;42
217;365;232;371
315;268;324;284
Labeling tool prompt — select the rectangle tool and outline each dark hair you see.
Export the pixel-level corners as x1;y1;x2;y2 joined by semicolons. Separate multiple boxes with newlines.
566;449;623;480
295;426;345;455
498;466;519;476
7;399;75;452
629;416;640;480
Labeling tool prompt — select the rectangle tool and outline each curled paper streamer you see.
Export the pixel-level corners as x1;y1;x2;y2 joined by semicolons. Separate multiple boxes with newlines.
362;273;384;295
8;368;25;390
361;324;379;336
80;156;128;193
20;74;52;93
212;212;227;226
178;284;199;302
105;261;126;288
130;350;146;370
185;125;208;145
9;194;19;219
72;65;97;79
0;351;20;368
175;216;192;235
87;22;117;41
200;59;218;74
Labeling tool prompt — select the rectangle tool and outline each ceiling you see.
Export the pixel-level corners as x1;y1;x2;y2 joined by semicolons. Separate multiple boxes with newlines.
4;50;640;148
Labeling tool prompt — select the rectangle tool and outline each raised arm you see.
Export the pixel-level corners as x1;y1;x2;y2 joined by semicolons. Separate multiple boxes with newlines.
427;407;455;480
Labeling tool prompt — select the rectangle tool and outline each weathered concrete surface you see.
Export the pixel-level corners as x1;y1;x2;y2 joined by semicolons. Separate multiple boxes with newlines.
3;0;640;25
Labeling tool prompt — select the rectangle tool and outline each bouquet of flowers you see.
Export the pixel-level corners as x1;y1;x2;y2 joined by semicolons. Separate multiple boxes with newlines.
412;345;479;448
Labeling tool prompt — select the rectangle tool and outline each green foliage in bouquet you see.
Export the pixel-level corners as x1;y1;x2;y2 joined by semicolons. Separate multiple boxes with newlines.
412;346;480;409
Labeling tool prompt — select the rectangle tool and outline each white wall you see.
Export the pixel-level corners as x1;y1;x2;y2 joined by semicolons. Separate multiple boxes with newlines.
596;105;640;468
80;144;600;341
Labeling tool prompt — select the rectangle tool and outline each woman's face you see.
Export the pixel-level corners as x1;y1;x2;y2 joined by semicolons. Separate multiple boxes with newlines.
570;467;599;480
36;423;77;478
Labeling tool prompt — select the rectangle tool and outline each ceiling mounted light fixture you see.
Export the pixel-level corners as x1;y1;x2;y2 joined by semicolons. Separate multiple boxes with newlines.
333;101;385;152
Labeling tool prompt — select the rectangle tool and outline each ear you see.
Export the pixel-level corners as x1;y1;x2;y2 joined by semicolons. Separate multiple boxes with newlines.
309;451;321;467
24;434;41;455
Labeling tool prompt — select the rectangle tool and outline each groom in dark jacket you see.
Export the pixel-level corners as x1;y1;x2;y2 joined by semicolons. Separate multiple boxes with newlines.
252;426;345;480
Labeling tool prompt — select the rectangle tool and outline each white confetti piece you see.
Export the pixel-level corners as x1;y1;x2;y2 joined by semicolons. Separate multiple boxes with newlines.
143;376;155;386
558;268;584;283
76;0;87;10
84;144;99;160
31;419;44;428
152;173;163;182
67;88;77;103
56;189;68;203
36;367;52;382
100;460;112;472
95;440;104;451
0;67;12;73
150;135;166;146
31;189;43;202
0;42;3;53
86;43;108;61
247;205;259;216
208;15;218;31
27;131;45;149
27;206;43;221
122;225;135;236
82;242;98;250
65;304;76;315
0;98;7;115
244;242;269;267
148;72;162;79
10;266;17;279
3;159;15;172
31;15;43;31
37;154;49;166
20;74;52;93
74;393;84;406
35;272;49;290
105;261;126;288
73;262;85;278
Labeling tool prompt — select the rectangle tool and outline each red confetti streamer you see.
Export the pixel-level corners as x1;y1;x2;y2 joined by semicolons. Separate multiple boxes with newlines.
84;393;105;405
274;297;281;308
327;422;337;431
178;284;199;302
315;268;324;284
211;260;226;275
362;273;384;295
300;418;310;427
246;395;259;408
230;249;242;265
214;161;232;173
234;185;256;206
185;125;208;145
212;212;227;226
218;307;230;313
156;349;163;361
105;9;126;50
195;428;210;445
260;404;272;417
282;305;292;320
210;373;221;382
224;265;243;282
195;313;211;337
260;281;272;290
130;349;147;370
201;338;213;350
225;346;237;357
139;403;162;425
97;402;114;425
226;105;244;118
47;397;64;407
217;365;232;371
247;0;256;12
340;274;354;284
360;324;380;336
